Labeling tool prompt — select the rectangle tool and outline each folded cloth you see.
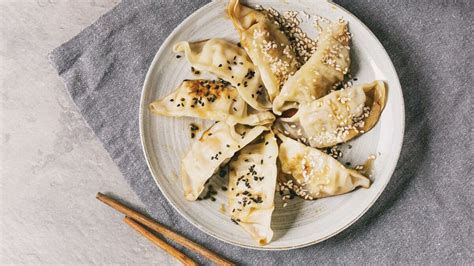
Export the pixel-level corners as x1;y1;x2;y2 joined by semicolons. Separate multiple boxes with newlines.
49;0;473;264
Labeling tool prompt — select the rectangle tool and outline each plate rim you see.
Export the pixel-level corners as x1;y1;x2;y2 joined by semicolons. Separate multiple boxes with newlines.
139;0;405;250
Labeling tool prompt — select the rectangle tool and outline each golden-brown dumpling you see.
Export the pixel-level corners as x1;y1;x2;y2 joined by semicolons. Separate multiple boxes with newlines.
228;131;278;245
149;79;274;126
273;20;351;114
277;134;370;199
181;121;267;201
174;39;271;111
278;80;386;148
228;0;299;101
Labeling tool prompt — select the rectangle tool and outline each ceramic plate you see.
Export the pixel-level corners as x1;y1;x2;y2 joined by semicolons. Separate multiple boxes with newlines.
139;0;404;250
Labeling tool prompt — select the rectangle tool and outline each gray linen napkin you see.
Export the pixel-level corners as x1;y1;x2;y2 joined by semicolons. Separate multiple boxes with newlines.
49;0;473;264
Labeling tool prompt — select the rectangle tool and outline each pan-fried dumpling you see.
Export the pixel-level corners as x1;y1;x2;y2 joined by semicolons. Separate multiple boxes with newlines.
181;121;267;200
273;20;351;115
174;39;271;111
228;0;299;101
228;131;278;245
278;80;386;148
277;134;370;199
149;79;274;126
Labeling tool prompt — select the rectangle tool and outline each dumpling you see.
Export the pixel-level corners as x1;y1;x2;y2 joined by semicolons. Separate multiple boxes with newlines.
277;80;386;148
227;131;278;245
273;20;351;115
181;121;267;200
149;79;274;126
228;0;299;101
174;39;271;111
277;134;370;199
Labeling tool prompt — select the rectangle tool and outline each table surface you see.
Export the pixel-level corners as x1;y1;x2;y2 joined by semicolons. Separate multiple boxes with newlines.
0;0;178;264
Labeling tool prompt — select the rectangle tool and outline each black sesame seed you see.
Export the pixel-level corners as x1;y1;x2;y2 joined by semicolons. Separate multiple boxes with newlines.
169;99;174;102
228;66;232;70
218;64;222;67
210;197;216;202
176;55;181;58
219;170;227;177
222;186;228;191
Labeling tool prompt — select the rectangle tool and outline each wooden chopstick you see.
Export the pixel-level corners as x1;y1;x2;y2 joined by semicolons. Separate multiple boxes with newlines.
123;216;197;266
96;192;234;266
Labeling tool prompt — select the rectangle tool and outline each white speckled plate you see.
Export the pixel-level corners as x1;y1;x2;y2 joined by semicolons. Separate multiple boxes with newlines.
139;0;404;250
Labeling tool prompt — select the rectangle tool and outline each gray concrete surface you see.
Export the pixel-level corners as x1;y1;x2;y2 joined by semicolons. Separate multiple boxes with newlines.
0;0;177;264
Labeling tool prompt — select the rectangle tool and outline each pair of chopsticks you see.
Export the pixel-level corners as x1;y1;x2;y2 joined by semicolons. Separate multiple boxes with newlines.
96;192;234;266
